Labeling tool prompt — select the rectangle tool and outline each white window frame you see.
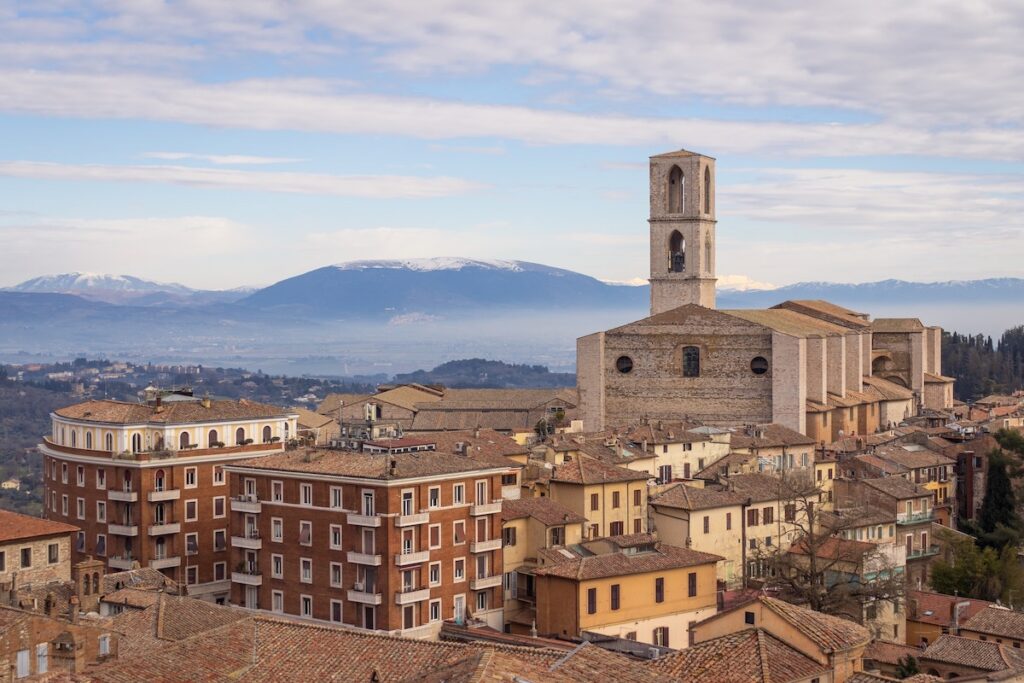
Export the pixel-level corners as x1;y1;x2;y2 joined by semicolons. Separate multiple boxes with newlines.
272;480;284;502
96;500;107;523
453;520;466;546
300;557;313;583
77;465;85;487
300;483;313;506
330;486;343;509
299;520;313;546
429;599;441;622
212;495;226;518
61;495;68;516
271;517;283;542
185;499;199;522
428;486;440;509
428;523;442;550
96;468;106;490
330;599;343;623
212;465;225;486
330;525;343;550
184;467;198;489
186;565;198;585
214;561;226;582
185;532;199;556
76;497;85;520
272;590;284;613
429;561;441;587
453;483;465;505
454;557;466;582
300;594;313;618
330;562;343;588
271;554;284;579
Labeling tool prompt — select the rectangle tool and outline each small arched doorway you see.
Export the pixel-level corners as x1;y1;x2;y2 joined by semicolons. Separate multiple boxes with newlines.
262;426;272;443
236;427;245;445
179;431;190;449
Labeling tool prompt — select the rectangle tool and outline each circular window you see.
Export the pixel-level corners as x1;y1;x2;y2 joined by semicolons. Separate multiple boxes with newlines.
751;357;769;375
615;356;634;374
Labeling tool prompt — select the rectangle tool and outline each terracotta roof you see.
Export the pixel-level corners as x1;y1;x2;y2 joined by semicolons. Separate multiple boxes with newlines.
291;406;336;430
922;634;1024;672
924;372;955;384
420;388;578;411
502;497;587;526
721;473;790;503
101;567;179;594
872;445;956;470
410;409;534;432
872;318;926;333
109;594;249;658
727;423;816;449
906;591;995;628
534;542;721;580
54;398;293;425
962;606;1024;640
760;597;871;653
428;429;530;462
860;476;931;500
865;639;923;665
853;453;908;476
848;674;902;683
772;300;872;329
231;447;511;481
788;536;876;562
548;642;670;683
0;509;78;543
101;588;164;610
316;392;371;415
650;628;830;683
622;421;711;445
0;606;32;635
650;483;748;510
550;458;650;485
723;308;850;338
863;375;916;401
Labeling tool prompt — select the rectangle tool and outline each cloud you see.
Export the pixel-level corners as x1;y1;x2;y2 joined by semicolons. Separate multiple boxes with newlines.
717;274;776;291
142;152;306;165
0;160;484;198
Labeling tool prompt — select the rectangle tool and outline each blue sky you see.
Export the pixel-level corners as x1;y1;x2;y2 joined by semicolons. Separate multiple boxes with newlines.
1;1;1023;290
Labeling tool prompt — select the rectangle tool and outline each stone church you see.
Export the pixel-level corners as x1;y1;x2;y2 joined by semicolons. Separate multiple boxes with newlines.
577;149;954;444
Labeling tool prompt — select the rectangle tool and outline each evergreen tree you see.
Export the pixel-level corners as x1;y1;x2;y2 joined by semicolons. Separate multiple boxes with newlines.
896;655;920;678
977;449;1022;549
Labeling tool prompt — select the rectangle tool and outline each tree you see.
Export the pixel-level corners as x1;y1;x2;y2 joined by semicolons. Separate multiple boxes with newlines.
977;448;1022;548
896;654;920;678
929;529;1024;603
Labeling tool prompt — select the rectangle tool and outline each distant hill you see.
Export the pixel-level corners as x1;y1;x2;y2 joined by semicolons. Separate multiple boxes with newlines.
5;272;252;306
393;358;575;388
717;278;1024;309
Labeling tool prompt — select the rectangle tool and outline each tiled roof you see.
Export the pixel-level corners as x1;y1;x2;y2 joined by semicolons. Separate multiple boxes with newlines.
0;509;78;543
962;605;1024;640
865;639;923;665
316;392;371;415
922;634;1024;672
872;318;926;333
723;308;850;338
727;423;817;449
721;473;790;503
760;597;871;653
907;591;995;628
787;536;876;562
649;628;830;683
101;567;179;594
863;375;916;401
622;421;711;445
854;453;908;475
419;388;578;411
109;594;249;658
232;447;511;481
0;606;32;635
428;429;530;462
410;409;534;432
502;497;587;526
772;300;872;329
291;406;336;429
54;398;293;425
534;542;721;580
860;476;930;500
924;372;955;384
650;483;748;510
873;445;955;470
847;674;902;683
550;458;650;485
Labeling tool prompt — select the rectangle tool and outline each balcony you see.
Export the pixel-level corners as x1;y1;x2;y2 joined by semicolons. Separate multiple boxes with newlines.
148;522;181;536
347;513;381;527
907;544;941;559
148;489;180;502
395;587;431;605
231;495;262;514
232;568;263;586
150;556;181;570
470;501;502;516
108;489;138;503
897;511;936;525
231;531;262;550
470;538;502;553
347;551;383;566
395;549;430;566
347;588;383;605
108;524;139;537
395;512;430;527
470;574;502;590
108;555;136;570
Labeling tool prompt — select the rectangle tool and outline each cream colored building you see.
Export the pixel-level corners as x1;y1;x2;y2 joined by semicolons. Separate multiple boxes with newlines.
546;458;650;539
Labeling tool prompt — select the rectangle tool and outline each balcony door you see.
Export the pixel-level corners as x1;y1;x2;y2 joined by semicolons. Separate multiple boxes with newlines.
362;491;375;516
361;529;375;555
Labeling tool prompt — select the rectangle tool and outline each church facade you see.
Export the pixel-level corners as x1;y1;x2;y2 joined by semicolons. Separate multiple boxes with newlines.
577;149;953;444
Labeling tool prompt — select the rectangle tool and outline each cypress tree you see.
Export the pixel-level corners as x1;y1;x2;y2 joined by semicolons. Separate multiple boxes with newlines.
978;449;1022;548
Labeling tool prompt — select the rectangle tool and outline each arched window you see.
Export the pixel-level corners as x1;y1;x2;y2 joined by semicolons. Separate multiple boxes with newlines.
704;166;711;214
154;435;164;451
669;231;685;273
262;426;272;443
236;427;245;445
155;536;165;559
131;433;142;453
92;573;99;593
682;346;701;377
668;166;684;213
154;469;165;492
60;427;65;445
209;429;219;447
85;432;92;449
71;431;77;448
83;578;91;595
105;433;113;451
705;237;711;273
179;432;190;450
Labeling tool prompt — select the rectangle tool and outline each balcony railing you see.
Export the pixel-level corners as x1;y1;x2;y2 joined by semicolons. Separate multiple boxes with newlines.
470;538;502;553
231;531;262;550
148;488;181;502
470;501;503;516
395;549;430;566
108;554;136;570
347;588;382;605
232;566;262;586
347;513;381;527
470;574;502;590
231;495;262;514
148;522;181;536
907;544;941;559
108;523;139;536
108;489;138;502
150;556;181;570
347;551;383;566
395;512;430;527
897;510;935;525
395;586;431;605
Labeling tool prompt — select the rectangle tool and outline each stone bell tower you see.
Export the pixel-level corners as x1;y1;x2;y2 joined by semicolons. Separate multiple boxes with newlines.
648;149;717;314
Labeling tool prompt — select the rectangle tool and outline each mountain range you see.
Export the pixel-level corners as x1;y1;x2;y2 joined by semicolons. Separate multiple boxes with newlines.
2;258;1021;375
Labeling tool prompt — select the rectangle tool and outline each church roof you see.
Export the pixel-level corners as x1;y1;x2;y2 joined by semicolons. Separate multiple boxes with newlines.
650;148;713;159
873;318;926;333
773;300;872;329
723;308;850;338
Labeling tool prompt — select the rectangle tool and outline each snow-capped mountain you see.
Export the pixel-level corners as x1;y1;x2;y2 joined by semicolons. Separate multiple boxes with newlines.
334;257;526;273
5;273;249;305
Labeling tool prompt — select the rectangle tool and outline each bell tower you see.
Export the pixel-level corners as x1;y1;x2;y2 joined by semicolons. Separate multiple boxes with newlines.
648;149;717;314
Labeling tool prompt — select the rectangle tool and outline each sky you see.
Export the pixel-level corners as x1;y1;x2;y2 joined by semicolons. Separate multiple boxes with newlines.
1;1;1023;291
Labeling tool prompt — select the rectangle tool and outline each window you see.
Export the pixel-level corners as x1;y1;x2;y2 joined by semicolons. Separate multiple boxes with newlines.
61;495;68;516
428;487;440;508
262;425;272;443
784;504;796;522
272;481;283;502
551;526;564;546
682;346;700;377
20;547;32;568
653;626;670;647
186;566;198;585
0;551;4;572
301;558;313;583
44;542;59;564
688;572;697;597
762;506;773;524
587;587;597;614
300;595;312;618
429;562;441;586
272;591;284;613
726;512;732;530
299;521;312;546
271;518;283;542
61;463;67;484
750;357;769;375
703;516;710;534
615;356;634;374
747;509;759;527
36;643;48;675
610;521;624;535
212;466;224;485
300;483;313;506
97;468;106;489
185;532;198;556
655;577;665;603
454;558;466;581
330;525;343;550
330;562;342;587
330;486;343;509
97;501;107;523
429;524;442;549
745;611;755;625
476;591;488;612
185;499;198;522
610;584;621;610
453;484;465;504
633;489;642;506
185;467;197;488
235;427;246;445
331;599;343;623
213;529;226;551
17;649;29;678
501;473;518;486
430;599;441;622
75;532;85;553
77;465;84;486
590;493;599;511
634;518;642;533
454;521;466;545
76;497;85;520
98;634;110;657
611;491;620;509
503;527;517;547
213;496;225;518
271;554;283;578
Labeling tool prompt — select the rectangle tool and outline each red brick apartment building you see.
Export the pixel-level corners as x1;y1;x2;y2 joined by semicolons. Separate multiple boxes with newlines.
39;393;297;603
224;439;516;638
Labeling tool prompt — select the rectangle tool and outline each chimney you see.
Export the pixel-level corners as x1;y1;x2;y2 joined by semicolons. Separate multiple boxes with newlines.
68;595;80;624
201;395;211;409
473;428;480;438
952;600;970;635
154;395;163;413
389;458;397;476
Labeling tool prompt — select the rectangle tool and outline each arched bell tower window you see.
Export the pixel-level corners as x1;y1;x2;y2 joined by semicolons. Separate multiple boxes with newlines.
682;346;701;377
703;166;711;214
705;236;711;273
669;231;685;273
668;166;684;213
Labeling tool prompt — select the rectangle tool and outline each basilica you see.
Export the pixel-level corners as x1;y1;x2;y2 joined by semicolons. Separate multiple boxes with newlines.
577;149;954;444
